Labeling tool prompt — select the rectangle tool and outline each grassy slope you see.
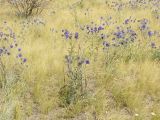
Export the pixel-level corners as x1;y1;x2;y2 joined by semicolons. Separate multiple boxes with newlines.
0;0;160;120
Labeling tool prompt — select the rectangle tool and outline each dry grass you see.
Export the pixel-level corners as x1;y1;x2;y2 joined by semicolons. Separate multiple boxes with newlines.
0;0;160;120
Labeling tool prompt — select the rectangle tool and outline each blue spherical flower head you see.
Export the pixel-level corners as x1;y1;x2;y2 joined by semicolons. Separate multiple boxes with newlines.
98;26;104;31
85;60;90;64
18;48;21;51
125;19;129;24
10;45;13;48
75;32;79;40
18;53;22;58
64;30;70;39
148;31;154;37
116;31;125;39
23;58;27;63
0;49;3;54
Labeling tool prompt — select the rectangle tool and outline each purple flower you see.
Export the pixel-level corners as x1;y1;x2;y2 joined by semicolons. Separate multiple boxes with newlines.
18;48;21;51
125;19;129;24
98;26;104;31
103;41;110;47
0;24;27;65
0;49;3;54
85;60;90;64
18;53;22;57
115;31;125;39
148;31;154;37
139;19;149;31
23;58;27;63
10;45;13;48
64;30;70;39
75;32;79;40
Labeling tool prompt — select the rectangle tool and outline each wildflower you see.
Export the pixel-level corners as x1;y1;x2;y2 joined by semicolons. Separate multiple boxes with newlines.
75;32;79;40
139;19;149;31
103;41;110;47
125;19;129;24
64;31;69;39
98;26;104;31
115;31;125;39
85;60;90;64
141;25;146;30
18;48;21;51
23;58;27;63
10;45;13;48
18;53;22;58
148;31;154;37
